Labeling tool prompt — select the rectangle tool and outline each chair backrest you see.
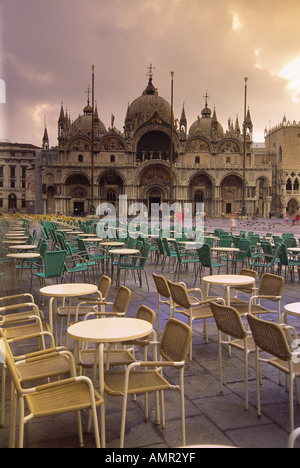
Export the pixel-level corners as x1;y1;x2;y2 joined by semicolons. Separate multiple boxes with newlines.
162;238;172;256
44;250;67;278
160;318;193;363
138;243;151;267
247;314;291;361
152;273;171;299
219;236;233;247
136;305;156;326
196;244;212;267
210;302;247;340
155;237;165;255
98;275;111;300
113;285;132;315
258;273;285;300
236;268;258;293
167;280;191;309
239;238;251;253
0;329;23;394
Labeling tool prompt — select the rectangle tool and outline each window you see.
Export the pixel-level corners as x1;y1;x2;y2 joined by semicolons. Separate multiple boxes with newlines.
286;178;292;191
10;167;16;178
78;154;83;162
195;156;200;164
110;155;115;163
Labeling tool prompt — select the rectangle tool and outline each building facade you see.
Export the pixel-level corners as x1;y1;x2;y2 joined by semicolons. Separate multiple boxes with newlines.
0;141;42;214
265;116;300;216
41;74;273;218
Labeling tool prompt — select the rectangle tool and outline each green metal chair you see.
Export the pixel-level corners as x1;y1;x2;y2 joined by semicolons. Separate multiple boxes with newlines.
162;238;177;272
194;243;227;284
32;250;67;289
278;243;300;282
173;241;199;281
120;243;151;291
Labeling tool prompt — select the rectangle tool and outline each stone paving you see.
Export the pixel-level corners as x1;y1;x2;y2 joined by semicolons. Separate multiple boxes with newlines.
1;217;300;448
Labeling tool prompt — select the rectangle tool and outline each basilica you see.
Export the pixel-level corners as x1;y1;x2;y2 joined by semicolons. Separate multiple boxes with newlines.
2;70;300;218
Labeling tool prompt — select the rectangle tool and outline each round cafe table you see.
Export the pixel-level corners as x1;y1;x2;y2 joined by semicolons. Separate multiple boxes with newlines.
6;252;41;290
211;247;240;274
202;274;255;306
67;317;153;448
8;244;38;251
282;302;300;324
40;283;99;343
110;248;140;286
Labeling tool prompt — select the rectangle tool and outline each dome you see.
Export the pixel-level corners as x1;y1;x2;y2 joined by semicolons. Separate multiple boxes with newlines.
126;78;172;127
72;103;106;136
189;105;224;139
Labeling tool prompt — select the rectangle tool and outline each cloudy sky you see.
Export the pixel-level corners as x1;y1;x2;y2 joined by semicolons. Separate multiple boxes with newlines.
1;0;300;147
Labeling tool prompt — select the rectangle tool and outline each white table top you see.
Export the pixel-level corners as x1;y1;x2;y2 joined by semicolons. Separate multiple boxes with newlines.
8;244;38;250
40;283;98;297
7;253;41;259
288;248;300;253
202;275;255;286
111;249;140;255
99;242;125;247
211;247;239;252
82;238;103;242
68;317;153;344
284;302;300;315
2;240;27;244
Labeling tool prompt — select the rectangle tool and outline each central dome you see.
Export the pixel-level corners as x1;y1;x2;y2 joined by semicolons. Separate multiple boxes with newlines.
189;105;224;139
126;78;172;127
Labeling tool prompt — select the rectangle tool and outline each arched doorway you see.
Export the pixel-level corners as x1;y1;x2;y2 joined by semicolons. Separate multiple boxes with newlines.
98;172;124;213
189;173;213;215
8;194;17;211
65;173;90;216
146;186;166;216
287;198;299;216
221;175;243;215
139;165;171;206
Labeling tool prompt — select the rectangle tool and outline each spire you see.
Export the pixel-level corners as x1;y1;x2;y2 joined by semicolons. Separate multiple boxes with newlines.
42;123;49;150
235;115;241;135
180;103;187;126
58;102;65;122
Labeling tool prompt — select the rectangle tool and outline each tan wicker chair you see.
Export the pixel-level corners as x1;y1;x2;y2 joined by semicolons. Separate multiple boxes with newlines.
210;302;256;410
57;275;112;344
152;273;173;337
0;329;103;448
247;313;300;433
233;273;285;322
104;318;193;448
229;269;258;306
79;305;156;375
167;280;225;359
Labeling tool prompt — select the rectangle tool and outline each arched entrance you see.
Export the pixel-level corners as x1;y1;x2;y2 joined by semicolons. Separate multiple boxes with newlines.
287;198;299;216
189;173;213;216
139;165;171;207
145;186;167;216
65;173;90;216
98;172;124;213
8;194;17;211
221;175;243;215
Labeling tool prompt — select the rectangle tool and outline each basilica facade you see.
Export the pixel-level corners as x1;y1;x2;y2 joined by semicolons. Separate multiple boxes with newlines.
41;73;275;219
